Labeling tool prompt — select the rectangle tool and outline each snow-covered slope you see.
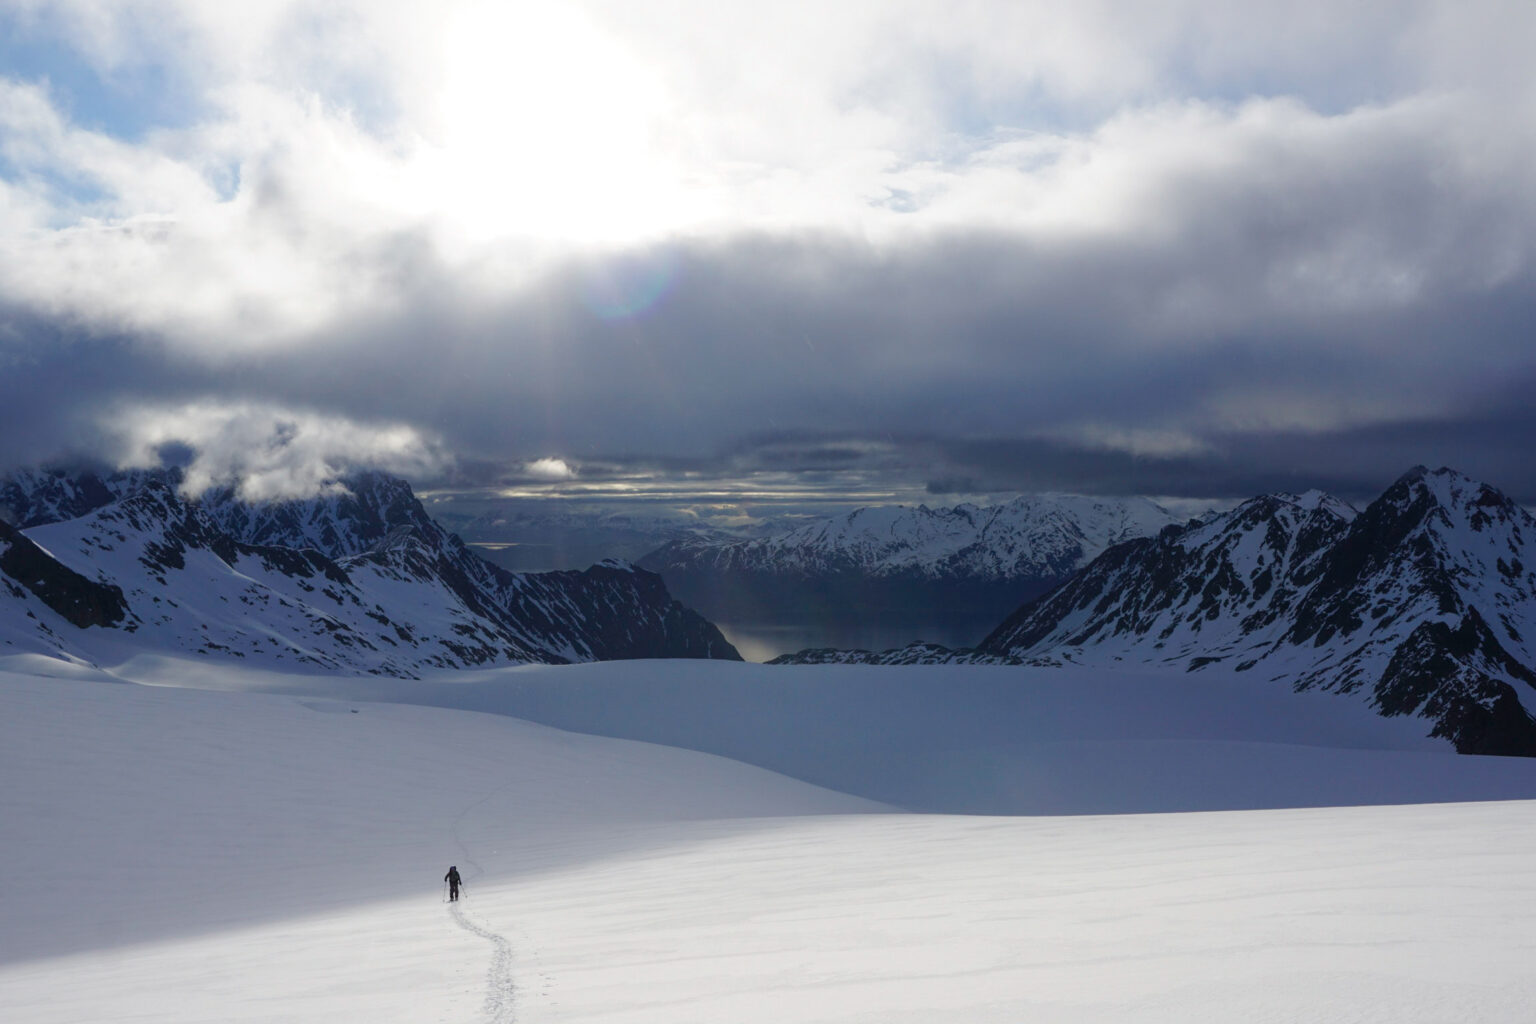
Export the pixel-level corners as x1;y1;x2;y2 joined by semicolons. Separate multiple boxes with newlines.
7;658;1536;1022
243;657;1536;815
641;493;1182;582
977;467;1536;754
6;476;738;673
0;664;875;976
1279;469;1536;713
194;470;439;556
5;465;476;561
774;468;1536;756
980;488;1360;669
0;517;129;658
0;465;172;527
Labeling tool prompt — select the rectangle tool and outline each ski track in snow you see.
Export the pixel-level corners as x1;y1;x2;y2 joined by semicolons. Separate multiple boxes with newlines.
451;787;519;1024
450;902;516;1024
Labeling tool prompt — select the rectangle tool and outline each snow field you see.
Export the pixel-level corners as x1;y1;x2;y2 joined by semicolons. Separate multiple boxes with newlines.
11;796;1536;1022
495;803;1536;1023
7;657;1536;1021
0;666;872;1023
207;658;1536;815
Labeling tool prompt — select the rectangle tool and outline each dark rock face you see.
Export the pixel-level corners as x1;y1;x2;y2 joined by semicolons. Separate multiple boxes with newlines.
502;562;739;662
0;519;128;629
1371;610;1536;756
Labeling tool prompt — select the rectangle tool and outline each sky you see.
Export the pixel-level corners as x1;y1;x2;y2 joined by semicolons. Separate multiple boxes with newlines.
2;0;1534;515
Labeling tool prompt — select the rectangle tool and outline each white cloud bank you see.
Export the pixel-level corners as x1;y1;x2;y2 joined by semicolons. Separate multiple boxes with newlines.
524;457;577;482
104;401;451;500
2;0;1530;350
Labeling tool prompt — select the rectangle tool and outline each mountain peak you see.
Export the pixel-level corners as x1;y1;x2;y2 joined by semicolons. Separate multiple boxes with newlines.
1390;463;1487;500
1;465;179;528
639;492;1184;585
196;470;437;559
1293;489;1357;519
1366;465;1528;542
594;557;637;572
958;465;1536;755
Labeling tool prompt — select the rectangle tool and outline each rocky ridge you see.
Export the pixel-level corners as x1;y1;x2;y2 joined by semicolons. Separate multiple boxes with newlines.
1;471;738;674
776;469;1536;755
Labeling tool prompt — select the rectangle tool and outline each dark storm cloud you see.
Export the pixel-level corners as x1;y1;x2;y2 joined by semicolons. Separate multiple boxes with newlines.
4;13;1536;507
0;308;200;469
259;204;1535;499
6;202;1536;504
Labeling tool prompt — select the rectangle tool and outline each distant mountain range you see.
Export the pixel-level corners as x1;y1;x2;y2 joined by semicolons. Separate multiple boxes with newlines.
637;494;1184;643
1;468;738;674
429;502;791;574
777;467;1536;756
13;462;1536;757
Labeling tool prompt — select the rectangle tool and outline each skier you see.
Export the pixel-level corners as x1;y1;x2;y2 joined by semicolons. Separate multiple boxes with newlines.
444;865;463;902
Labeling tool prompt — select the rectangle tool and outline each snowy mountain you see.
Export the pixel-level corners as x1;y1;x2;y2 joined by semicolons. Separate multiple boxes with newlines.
781;468;1536;756
637;494;1184;645
1;473;738;673
420;498;813;574
0;465;173;528
444;504;740;546
1;517;130;656
979;488;1360;669
432;503;735;573
642;494;1181;581
195;471;440;556
1;465;432;557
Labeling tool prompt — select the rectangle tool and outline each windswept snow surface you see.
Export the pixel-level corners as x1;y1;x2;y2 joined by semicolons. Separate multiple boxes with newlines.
6;657;1536;1021
113;656;1536;815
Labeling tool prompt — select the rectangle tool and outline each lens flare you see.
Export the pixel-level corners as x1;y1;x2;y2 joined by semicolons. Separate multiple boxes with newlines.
579;249;678;320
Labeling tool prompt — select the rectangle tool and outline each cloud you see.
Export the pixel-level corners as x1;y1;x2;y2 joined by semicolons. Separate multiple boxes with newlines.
0;1;1534;505
3;3;1527;333
524;457;577;482
102;400;451;500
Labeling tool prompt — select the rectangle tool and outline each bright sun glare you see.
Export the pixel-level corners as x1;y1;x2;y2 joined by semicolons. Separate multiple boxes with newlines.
427;2;700;247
